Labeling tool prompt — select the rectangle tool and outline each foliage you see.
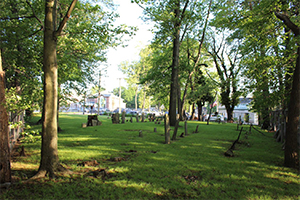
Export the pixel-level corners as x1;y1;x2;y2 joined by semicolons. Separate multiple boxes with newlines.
210;0;298;114
0;0;135;114
112;86;138;108
1;113;299;199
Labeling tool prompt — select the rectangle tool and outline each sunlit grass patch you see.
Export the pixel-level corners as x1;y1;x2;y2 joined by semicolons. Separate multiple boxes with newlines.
2;113;299;200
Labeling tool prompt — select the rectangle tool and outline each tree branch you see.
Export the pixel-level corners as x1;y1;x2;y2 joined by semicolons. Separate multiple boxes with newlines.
275;12;300;36
26;0;43;26
55;0;78;37
0;15;35;21
180;0;190;21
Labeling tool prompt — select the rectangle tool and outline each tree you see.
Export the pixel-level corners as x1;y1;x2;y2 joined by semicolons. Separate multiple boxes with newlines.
187;68;216;121
112;86;137;108
133;0;191;125
0;49;11;184
212;0;299;169
119;61;142;110
206;34;242;121
32;0;78;179
275;10;299;170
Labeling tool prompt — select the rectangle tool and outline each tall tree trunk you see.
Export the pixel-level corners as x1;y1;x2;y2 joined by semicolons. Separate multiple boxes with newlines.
36;0;60;179
0;49;11;184
274;10;300;169
284;46;300;170
135;86;138;110
32;0;77;179
169;0;180;126
261;86;270;129
196;101;203;121
226;106;233;122
177;80;183;121
142;87;146;112
190;103;195;120
179;0;212;122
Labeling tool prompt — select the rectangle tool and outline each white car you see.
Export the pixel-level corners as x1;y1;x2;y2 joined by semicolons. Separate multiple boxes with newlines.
205;114;224;122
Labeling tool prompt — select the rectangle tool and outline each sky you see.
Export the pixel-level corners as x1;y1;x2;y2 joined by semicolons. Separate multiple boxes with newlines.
100;0;154;93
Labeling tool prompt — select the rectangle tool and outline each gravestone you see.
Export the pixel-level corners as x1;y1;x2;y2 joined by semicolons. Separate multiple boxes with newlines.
112;113;120;124
87;115;101;127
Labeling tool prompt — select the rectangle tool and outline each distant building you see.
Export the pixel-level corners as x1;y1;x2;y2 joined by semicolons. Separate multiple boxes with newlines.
101;93;126;111
218;97;259;125
61;93;126;113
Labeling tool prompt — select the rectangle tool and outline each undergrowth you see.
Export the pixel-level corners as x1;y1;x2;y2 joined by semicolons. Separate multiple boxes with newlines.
1;113;299;200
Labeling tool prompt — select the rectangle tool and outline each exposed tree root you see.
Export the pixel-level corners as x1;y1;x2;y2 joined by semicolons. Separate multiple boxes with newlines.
29;163;72;180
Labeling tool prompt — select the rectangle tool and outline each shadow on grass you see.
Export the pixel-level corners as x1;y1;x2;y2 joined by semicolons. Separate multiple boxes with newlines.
2;114;298;199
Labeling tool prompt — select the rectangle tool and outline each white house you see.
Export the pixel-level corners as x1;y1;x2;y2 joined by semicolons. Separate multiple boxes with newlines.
62;93;126;113
218;97;259;125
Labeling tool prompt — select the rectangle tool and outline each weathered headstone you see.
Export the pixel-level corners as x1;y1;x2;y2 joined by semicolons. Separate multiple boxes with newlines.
136;113;139;122
112;113;120;124
154;127;157;132
92;120;98;126
87;115;100;126
139;130;143;137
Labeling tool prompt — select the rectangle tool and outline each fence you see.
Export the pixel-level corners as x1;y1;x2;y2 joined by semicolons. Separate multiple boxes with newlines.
9;112;24;152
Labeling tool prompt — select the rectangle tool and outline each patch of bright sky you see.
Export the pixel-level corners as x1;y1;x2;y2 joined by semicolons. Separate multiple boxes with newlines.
100;0;154;93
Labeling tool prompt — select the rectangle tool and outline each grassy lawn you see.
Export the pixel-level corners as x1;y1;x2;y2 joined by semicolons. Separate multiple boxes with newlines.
1;113;299;199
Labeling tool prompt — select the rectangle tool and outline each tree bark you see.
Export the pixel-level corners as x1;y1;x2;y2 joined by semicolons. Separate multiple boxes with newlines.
190;103;195;120
135;86;138;111
34;0;77;179
275;11;299;170
0;50;11;184
164;114;170;144
169;0;180;126
196;101;203;121
284;46;300;170
36;0;60;179
226;107;233;122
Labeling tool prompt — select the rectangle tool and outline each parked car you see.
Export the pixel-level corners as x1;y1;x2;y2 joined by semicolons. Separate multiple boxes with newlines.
205;114;224;122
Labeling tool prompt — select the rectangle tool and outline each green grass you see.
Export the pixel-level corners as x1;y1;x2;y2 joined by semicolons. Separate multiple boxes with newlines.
1;113;299;199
